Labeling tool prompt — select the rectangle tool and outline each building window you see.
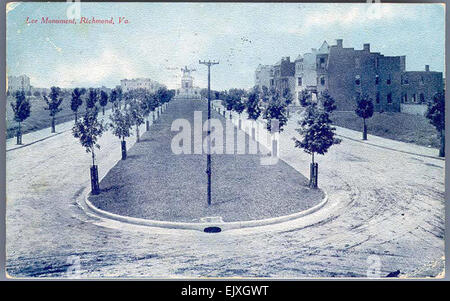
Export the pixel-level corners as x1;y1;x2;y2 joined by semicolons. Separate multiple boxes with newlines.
402;93;407;103
319;76;325;86
375;75;380;85
420;93;425;103
420;76;424;85
355;58;360;68
355;75;361;86
412;94;417;103
387;93;392;103
386;75;391;85
401;75;408;85
376;92;380;104
297;77;302;86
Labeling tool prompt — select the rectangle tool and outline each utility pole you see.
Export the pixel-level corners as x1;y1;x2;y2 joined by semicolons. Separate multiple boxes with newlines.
199;60;219;206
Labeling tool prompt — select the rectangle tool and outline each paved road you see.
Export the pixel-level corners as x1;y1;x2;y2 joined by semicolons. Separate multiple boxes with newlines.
6;99;444;278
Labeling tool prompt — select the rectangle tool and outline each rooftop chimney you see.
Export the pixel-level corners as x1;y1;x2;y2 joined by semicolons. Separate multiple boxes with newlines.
363;43;370;52
425;65;430;72
336;39;343;48
400;56;406;71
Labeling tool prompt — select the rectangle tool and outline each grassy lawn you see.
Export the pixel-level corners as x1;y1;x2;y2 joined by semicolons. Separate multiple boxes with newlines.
330;111;440;148
90;98;324;223
6;94;113;139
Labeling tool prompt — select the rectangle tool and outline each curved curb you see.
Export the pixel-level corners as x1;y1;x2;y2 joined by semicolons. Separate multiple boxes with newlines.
84;192;328;232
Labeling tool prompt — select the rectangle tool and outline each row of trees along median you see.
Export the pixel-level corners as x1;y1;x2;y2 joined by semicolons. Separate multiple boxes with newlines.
219;86;292;133
72;86;175;195
216;85;340;188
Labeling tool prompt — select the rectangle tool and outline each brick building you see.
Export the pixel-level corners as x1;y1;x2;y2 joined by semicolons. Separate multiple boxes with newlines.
256;39;444;113
272;57;296;96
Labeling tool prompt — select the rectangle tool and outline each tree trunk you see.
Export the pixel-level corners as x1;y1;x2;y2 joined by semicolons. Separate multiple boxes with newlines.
146;119;150;131
362;118;367;140
136;125;140;142
309;153;318;189
51;117;55;133
16;122;22;145
121;139;127;160
74;111;78;123
90;150;99;194
102;106;105;115
439;129;445;157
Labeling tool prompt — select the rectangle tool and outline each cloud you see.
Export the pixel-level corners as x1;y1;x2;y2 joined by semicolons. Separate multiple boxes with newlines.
289;4;417;35
51;48;139;88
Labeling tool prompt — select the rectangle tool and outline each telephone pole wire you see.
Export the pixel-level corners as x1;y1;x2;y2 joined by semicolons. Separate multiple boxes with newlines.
199;60;219;206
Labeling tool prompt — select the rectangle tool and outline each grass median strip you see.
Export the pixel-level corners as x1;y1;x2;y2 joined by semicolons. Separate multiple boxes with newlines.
89;98;324;223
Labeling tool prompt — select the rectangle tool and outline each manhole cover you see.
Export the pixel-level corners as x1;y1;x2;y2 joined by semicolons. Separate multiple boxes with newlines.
204;226;222;233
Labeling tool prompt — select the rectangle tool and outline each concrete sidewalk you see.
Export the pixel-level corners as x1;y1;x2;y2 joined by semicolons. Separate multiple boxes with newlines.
6;108;115;152
212;101;442;161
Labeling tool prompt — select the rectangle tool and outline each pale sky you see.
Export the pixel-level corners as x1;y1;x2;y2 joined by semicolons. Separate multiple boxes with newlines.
6;2;445;90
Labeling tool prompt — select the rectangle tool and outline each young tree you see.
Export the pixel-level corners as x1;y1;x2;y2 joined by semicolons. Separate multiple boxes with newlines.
99;90;109;115
426;91;445;157
355;94;374;140
246;89;262;140
129;97;145;142
86;88;98;109
116;87;123;109
282;87;294;118
44;86;63;133
233;96;246;129
293;103;341;188
299;90;312;107
318;90;336;113
109;106;133;160
263;89;288;132
11;90;31;145
143;92;158;130
72;106;106;194
222;94;235;119
109;88;118;109
156;86;171;111
71;88;84;122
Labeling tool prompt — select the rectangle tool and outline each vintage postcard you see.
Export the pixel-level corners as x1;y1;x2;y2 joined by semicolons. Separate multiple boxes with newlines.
4;1;445;282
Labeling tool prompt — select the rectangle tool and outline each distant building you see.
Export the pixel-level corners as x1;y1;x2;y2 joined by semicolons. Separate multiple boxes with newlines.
120;78;164;93
272;56;296;97
254;64;273;90
400;65;444;115
7;75;31;92
295;41;330;104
